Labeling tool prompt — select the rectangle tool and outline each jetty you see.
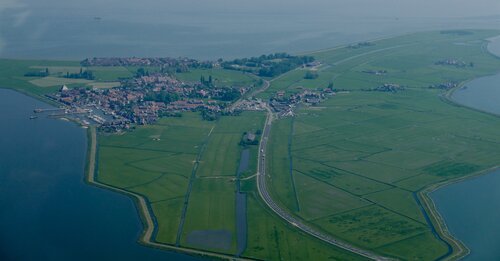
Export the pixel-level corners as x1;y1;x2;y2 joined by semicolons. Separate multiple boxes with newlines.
34;108;64;113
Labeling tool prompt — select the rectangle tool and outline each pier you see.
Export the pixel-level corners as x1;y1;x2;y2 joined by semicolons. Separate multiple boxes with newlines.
34;108;64;113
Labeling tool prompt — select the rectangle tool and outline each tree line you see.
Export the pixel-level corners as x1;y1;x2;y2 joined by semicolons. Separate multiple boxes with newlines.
221;53;315;77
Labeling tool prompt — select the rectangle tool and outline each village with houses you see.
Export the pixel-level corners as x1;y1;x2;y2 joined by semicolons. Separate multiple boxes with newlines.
31;54;330;131
44;70;247;132
32;54;358;132
38;54;429;132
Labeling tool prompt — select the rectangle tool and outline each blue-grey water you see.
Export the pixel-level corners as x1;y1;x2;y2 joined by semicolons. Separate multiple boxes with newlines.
0;89;197;260
432;38;500;260
1;0;499;60
488;36;500;57
432;170;500;260
452;74;500;115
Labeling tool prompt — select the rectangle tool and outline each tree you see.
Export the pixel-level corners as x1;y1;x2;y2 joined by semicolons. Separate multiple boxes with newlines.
201;109;219;121
219;88;241;101
304;71;318;79
136;68;148;77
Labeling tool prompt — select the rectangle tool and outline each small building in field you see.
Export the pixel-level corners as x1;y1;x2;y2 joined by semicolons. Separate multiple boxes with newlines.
244;132;256;142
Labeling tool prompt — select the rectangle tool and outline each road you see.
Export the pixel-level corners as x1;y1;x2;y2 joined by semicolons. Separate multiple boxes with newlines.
256;107;389;261
228;79;270;112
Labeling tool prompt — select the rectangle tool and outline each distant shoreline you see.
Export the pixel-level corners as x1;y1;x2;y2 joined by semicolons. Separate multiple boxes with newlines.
420;37;500;260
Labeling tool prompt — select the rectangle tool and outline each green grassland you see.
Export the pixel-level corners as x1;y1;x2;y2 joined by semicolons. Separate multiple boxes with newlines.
96;110;365;259
243;193;367;261
180;112;265;253
0;59;80;99
30;64;135;81
29;76;94;87
265;29;500;260
175;68;258;87
0;59;133;101
98;113;214;244
259;30;500;99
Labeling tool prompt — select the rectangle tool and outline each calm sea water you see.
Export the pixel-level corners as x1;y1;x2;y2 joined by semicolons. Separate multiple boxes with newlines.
0;1;499;60
452;74;500;115
488;36;500;56
0;89;196;260
432;170;500;260
432;38;500;260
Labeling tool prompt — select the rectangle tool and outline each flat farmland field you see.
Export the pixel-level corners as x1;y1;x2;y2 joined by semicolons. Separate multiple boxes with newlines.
266;30;500;259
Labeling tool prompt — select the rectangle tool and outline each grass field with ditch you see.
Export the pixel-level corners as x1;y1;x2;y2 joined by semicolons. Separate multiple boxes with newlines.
96;110;366;259
265;29;500;260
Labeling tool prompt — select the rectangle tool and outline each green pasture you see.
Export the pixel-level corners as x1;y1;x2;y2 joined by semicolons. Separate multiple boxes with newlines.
181;178;237;253
243;194;366;261
0;59;78;98
266;30;500;259
175;68;257;87
180;112;265;253
29;76;93;87
0;59;132;101
97;113;213;246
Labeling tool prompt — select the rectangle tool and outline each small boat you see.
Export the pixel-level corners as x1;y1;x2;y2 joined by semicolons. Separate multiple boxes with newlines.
29;115;38;119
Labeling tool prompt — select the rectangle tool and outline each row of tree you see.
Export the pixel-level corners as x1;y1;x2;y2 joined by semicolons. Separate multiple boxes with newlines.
200;75;213;87
304;71;319;79
24;68;49;77
222;53;315;77
144;91;180;103
65;68;95;80
223;52;293;66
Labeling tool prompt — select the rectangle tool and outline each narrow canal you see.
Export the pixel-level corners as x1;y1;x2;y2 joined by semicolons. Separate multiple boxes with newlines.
235;149;249;256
